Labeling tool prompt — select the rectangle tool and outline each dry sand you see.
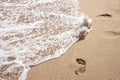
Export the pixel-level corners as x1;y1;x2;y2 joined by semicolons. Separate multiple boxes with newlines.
27;0;120;80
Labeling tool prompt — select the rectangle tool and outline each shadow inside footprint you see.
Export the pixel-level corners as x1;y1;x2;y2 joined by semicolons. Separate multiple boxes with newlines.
75;58;86;75
76;58;86;65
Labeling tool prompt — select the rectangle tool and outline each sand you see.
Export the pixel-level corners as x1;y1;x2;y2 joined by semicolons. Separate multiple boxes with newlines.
27;0;120;80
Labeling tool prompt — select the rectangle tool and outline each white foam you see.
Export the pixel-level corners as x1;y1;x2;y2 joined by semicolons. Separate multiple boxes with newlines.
0;0;92;80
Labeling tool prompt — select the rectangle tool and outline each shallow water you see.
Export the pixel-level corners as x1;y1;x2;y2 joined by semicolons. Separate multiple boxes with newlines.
0;0;92;80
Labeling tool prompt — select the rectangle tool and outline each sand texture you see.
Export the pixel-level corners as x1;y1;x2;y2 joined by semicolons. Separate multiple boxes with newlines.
0;0;92;80
27;0;120;80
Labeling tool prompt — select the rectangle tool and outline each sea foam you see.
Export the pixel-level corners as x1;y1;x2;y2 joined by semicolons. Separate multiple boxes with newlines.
0;0;92;80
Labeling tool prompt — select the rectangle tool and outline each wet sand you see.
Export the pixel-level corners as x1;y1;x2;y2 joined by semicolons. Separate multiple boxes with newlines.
27;0;120;80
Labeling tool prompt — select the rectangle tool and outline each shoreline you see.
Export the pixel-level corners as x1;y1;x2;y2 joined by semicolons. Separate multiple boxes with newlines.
27;0;120;80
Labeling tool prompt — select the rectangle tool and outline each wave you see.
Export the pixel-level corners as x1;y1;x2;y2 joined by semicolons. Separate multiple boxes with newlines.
0;0;92;80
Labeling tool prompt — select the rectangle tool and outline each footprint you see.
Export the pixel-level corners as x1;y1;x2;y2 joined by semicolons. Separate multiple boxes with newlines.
76;58;86;65
107;31;120;36
77;30;88;41
105;31;120;38
75;67;86;75
75;58;86;75
97;13;112;17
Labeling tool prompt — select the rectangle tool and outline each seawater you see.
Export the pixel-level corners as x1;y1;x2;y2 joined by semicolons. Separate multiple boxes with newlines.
0;0;92;80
